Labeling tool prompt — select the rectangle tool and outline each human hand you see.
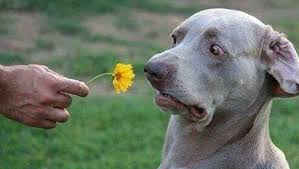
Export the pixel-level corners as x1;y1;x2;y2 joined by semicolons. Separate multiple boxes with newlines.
0;64;89;129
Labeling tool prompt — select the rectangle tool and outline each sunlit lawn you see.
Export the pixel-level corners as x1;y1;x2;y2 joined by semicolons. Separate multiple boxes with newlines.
0;84;298;169
0;0;298;168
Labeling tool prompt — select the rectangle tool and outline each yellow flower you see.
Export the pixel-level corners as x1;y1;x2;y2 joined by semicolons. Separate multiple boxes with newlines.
112;63;135;94
86;63;135;94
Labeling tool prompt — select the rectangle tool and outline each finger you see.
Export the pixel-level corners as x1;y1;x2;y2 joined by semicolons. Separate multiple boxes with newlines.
56;77;89;97
51;93;72;108
22;115;56;129
46;67;64;78
5;111;56;129
41;107;70;123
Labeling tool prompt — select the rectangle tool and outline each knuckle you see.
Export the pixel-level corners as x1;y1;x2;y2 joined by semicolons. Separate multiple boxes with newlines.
29;64;51;74
74;81;81;90
77;82;89;97
40;94;53;104
29;64;42;71
29;107;46;119
34;109;46;118
48;77;59;89
41;65;49;70
29;64;39;68
30;106;42;113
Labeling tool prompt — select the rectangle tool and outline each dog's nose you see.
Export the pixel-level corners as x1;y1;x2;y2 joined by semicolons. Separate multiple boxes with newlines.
144;61;175;90
144;62;169;79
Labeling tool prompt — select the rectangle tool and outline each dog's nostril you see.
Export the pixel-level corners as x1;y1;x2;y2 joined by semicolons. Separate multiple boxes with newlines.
144;61;175;82
144;64;152;77
144;61;176;90
144;62;159;78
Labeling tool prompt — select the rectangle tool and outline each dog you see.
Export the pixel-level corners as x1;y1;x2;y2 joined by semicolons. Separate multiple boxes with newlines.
144;8;298;169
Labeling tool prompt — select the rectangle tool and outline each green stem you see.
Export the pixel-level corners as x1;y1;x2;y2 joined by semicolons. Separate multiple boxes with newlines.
86;73;113;85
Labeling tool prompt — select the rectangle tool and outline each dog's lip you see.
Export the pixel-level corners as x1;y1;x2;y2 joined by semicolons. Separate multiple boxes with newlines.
155;92;207;121
155;92;184;110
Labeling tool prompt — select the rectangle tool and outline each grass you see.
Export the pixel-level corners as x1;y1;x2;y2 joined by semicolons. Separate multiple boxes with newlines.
0;52;27;65
66;50;120;77
0;1;298;169
46;17;86;36
272;19;299;47
0;90;298;168
114;11;140;31
271;98;299;168
0;15;12;35
83;34;161;49
0;0;199;16
266;0;299;8
45;49;150;78
34;37;55;50
0;92;167;169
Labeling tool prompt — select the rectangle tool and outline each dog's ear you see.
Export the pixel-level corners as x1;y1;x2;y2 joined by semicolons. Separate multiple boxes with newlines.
261;26;299;98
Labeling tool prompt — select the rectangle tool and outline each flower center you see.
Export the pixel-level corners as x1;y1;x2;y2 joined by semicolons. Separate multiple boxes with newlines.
114;73;121;80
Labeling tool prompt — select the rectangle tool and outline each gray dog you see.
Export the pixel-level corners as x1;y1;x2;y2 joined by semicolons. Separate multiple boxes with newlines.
144;8;298;169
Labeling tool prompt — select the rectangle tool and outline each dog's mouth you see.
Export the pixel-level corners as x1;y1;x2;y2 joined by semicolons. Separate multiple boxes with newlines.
155;92;207;121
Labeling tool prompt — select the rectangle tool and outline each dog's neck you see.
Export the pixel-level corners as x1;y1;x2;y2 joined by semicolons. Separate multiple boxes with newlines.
160;83;273;168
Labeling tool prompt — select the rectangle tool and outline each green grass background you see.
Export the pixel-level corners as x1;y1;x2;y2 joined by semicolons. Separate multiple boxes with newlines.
0;0;299;168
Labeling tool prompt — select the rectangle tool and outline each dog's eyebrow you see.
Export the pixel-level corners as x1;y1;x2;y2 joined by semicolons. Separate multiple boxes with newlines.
170;27;188;37
203;27;219;39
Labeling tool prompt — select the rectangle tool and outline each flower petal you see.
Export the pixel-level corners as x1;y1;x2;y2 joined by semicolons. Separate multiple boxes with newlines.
112;63;134;93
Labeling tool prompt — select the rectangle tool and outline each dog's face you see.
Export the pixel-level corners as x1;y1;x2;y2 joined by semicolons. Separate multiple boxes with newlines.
145;9;299;125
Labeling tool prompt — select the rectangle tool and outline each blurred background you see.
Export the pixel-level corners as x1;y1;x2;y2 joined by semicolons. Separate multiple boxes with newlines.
0;0;298;168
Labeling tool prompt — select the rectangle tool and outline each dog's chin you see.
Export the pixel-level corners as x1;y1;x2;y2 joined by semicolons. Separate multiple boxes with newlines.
155;92;208;122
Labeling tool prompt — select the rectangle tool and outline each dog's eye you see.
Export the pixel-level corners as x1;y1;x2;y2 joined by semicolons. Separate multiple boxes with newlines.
210;45;224;56
171;35;177;45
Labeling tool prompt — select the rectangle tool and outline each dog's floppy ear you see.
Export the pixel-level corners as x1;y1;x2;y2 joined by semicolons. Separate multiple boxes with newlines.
261;26;299;97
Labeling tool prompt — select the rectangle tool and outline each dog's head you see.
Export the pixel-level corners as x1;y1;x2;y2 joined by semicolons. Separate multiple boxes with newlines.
145;9;299;125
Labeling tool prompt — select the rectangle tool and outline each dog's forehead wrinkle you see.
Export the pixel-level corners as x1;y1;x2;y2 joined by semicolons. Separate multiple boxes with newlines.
171;26;188;36
203;27;219;39
207;23;262;57
177;9;266;58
